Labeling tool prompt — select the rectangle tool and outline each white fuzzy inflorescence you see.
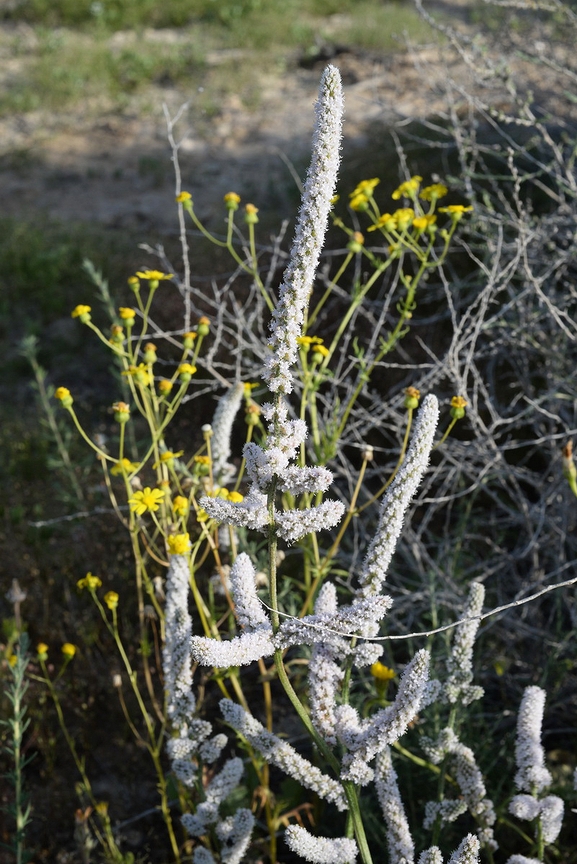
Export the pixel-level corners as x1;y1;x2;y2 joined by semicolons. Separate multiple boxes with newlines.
375;747;415;864
418;849;444;864
514;686;552;793
357;396;439;598
308;583;344;745
263;65;343;395
447;835;480;864
444;582;485;705
211;382;245;484
284;825;358;864
220;699;348;810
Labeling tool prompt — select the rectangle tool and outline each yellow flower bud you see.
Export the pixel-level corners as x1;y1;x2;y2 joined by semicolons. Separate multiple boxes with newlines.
404;386;421;410
71;305;92;323
61;643;77;659
55;387;73;408
104;591;119;610
37;642;49;660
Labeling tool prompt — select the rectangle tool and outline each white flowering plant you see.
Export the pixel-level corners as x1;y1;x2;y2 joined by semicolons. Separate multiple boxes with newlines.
16;43;577;864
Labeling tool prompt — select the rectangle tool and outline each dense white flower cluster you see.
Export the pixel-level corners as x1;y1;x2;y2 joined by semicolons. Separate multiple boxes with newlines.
418;836;479;864
423;800;468;830
444;583;485;705
513;686;552;793
263;65;343;394
285;825;358;864
216;808;255;864
357;395;439;598
220;698;348;810
211;382;245;484
375;747;415;864
336;650;430;785
308;583;344;745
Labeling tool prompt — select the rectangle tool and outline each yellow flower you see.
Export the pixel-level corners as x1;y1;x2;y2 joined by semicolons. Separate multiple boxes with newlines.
176;191;192;203
54;387;73;406
112;401;131;423
404;386;421;409
350;178;380;198
347;231;365;252
224;191;241;210
178;363;197;382
412;214;437;233
438;204;473;221
227;491;244;503
103;591;119;610
349;193;370;212
128;487;165;515
193;455;211;465
37;643;49;660
450;395;468;420
118;307;136;320
167;533;192;555
172;496;189;516
158;379;174;395
392;175;422;200
183;331;197;349
135;270;173;281
77;572;102;591
61;643;77;659
122;364;153;387
153;450;184;469
196;508;209;523
419;183;448;202
110;458;139;476
127;275;140;291
367;212;397;233
71;304;92;322
312;344;330;360
393;208;415;231
370;661;395;681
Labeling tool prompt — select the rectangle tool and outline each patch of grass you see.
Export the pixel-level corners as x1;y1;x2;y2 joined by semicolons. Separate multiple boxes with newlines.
0;31;205;116
326;1;432;50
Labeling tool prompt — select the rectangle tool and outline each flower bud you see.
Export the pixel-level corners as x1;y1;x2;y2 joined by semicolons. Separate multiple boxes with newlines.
347;231;365;253
110;324;124;344
127;276;140;292
37;643;49;661
224;191;241;211
177;363;197;383
197;317;210;337
118;307;136;327
183;331;197;350
55;387;73;408
61;643;77;659
71;305;92;324
104;591;119;611
112;401;130;424
143;343;157;364
404;386;421;410
450;395;468;419
244;203;259;224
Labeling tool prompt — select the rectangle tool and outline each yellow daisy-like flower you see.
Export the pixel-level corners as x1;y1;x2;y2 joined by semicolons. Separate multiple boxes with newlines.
122;364;153;387
438;204;473;220
367;212;397;233
77;572;102;591
61;643;77;659
224;192;241;209
153;450;184;469
227;491;244;503
419;183;448;202
178;363;197;382
128;487;165;516
158;379;174;395
392;175;422;200
103;591;119;610
167;533;192;555
194;455;211;465
54;387;73;405
196;508;209;523
110;458;139;476
349;193;370;212
312;344;330;359
176;191;192;203
451;395;468;409
297;336;323;346
172;496;189;517
118;307;136;320
350;178;380;198
394;208;415;231
135;270;173;281
71;304;92;321
370;661;395;681
412;214;437;233
37;642;49;660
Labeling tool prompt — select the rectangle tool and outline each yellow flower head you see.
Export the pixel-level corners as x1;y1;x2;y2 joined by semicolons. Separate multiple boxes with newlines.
118;307;136;320
172;495;189;517
350;178;380;199
392;175;422;200
167;533;192;555
104;591;119;610
451;395;468;409
61;643;77;659
178;363;197;381
153;450;184;469
349;193;370;212
367;212;397;233
122;364;153;387
312;343;330;360
244;203;259;224
54;387;72;405
438;204;473;221
224;192;241;210
394;208;415;231
194;455;211;465
77;572;102;591
371;661;395;682
127;275;140;290
176;191;192;203
112;401;131;423
419;183;448;202
404;386;421;409
71;304;92;321
128;487;165;516
227;491;244;503
297;336;323;346
110;458;139;476
135;270;173;281
196;508;209;523
412;214;437;233
158;379;173;395
37;642;49;659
